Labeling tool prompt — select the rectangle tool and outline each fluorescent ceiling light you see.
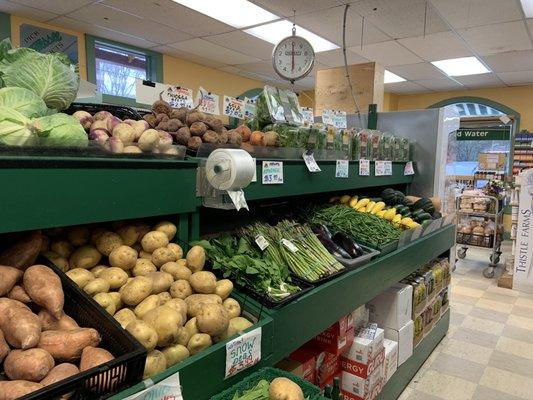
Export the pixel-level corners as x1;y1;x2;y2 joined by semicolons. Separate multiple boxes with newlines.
173;0;278;28
520;0;533;17
245;20;339;53
384;70;406;83
431;56;489;77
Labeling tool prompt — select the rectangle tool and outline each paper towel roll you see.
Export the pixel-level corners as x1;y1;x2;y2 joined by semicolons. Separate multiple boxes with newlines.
205;149;255;191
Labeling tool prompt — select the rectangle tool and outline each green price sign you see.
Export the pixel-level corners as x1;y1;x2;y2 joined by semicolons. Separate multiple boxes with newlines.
456;127;510;141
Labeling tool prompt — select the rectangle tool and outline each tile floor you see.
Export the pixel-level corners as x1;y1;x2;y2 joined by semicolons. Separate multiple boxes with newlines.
398;244;533;400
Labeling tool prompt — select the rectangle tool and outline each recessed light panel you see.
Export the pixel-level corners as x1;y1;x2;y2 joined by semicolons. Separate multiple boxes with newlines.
520;0;533;17
431;57;489;77
384;70;406;83
245;20;339;53
173;0;278;29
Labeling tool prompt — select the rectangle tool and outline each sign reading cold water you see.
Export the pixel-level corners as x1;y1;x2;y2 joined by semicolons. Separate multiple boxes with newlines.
20;24;78;63
456;127;511;141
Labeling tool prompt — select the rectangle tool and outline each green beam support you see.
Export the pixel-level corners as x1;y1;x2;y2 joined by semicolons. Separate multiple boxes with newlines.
368;104;378;129
0;12;10;41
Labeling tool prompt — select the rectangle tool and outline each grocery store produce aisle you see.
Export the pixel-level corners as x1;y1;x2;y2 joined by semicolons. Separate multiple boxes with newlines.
399;244;533;400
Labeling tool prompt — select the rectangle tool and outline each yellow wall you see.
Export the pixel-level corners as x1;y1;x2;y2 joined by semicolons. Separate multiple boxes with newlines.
390;85;533;130
10;15;87;80
299;90;315;109
162;55;261;98
8;14;263;100
383;92;398;112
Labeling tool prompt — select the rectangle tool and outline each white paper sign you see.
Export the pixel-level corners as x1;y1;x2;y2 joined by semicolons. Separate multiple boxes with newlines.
375;160;392;176
404;161;415;175
300;107;314;125
123;373;183;400
162;86;194;109
135;79;171;105
333;110;347;129
255;235;269;251
225;327;262;379
251;158;257;182
196;87;220;115
513;169;533;293
359;159;370;176
303;152;321;172
262;161;283;184
244;97;256;119
223;95;245;119
336;160;349;178
321;110;334;125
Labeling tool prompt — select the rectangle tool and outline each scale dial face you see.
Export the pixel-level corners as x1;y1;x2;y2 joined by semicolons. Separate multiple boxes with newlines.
272;35;315;81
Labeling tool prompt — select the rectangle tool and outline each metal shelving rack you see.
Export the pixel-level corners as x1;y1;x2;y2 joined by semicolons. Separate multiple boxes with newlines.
0;155;454;400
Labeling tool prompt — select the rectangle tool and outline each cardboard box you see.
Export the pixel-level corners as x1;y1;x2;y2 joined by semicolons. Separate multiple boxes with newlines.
384;320;414;366
478;152;506;170
312;313;355;356
287;346;316;383
383;339;398;383
342;324;384;365
368;283;413;330
341;363;384;400
341;347;384;379
352;305;369;331
315;350;340;388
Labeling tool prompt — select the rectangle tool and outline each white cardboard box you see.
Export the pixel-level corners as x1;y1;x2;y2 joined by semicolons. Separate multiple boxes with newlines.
343;325;384;365
341;363;384;400
383;339;398;383
384;320;414;366
368;283;413;330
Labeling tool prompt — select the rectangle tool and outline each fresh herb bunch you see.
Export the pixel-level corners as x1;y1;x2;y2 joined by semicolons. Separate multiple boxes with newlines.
195;235;300;301
309;205;402;247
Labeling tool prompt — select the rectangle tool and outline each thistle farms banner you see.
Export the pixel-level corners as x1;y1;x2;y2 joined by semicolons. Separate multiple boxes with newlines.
20;24;78;63
514;169;533;293
456;127;511;141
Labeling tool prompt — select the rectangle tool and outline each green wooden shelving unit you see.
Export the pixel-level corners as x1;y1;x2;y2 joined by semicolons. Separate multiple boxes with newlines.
0;155;452;400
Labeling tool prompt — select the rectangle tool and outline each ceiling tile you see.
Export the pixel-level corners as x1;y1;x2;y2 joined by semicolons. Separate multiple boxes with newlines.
497;71;533;85
352;0;449;39
296;6;391;48
430;0;523;29
169;38;260;65
414;78;464;90
388;62;446;80
316;49;369;67
384;81;431;93
0;0;58;21
350;40;423;66
457;21;532;56
483;50;533;73
294;76;315;90
398;31;472;61
152;45;227;68
250;0;342;18
454;73;504;88
10;0;93;14
102;0;233;37
50;16;157;48
66;3;192;45
204;31;274;61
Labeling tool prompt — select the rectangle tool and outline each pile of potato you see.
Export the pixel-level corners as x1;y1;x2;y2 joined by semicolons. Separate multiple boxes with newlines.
0;262;112;400
40;220;252;379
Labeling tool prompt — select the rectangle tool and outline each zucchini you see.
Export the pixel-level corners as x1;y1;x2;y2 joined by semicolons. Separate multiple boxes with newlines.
415;212;432;222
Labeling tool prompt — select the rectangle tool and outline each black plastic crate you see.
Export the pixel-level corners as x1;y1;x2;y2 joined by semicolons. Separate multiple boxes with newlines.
20;261;146;400
66;102;147;121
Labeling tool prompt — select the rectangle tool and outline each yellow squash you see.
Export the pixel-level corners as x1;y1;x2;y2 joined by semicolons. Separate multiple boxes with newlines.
365;201;376;213
384;208;396;221
370;201;386;215
354;198;370;210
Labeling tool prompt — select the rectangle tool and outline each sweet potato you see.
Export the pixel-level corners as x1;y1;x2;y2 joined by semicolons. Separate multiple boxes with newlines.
4;348;55;381
38;328;100;362
38;310;79;331
0;328;9;363
24;265;64;319
40;363;79;386
7;285;31;303
1;304;41;349
0;380;44;400
0;230;42;270
0;265;23;296
79;346;114;371
0;298;29;326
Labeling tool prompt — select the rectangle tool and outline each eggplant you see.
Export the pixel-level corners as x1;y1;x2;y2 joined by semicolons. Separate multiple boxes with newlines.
311;224;333;240
333;232;364;258
314;232;352;259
